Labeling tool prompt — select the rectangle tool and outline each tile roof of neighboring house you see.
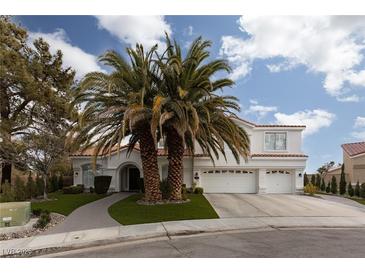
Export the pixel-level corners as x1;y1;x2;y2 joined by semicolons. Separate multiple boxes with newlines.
341;141;365;157
251;153;308;158
232;116;306;128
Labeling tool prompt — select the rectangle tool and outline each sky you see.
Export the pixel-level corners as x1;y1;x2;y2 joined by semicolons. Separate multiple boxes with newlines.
15;15;365;172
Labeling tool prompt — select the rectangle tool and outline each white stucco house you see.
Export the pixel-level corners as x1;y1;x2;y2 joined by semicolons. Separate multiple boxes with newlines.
70;117;308;194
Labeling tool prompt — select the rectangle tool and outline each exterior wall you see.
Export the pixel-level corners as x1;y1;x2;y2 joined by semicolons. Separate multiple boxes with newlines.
343;152;365;183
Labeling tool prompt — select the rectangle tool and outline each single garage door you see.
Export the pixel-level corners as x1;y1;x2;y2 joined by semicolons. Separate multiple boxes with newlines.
265;170;293;193
201;169;256;193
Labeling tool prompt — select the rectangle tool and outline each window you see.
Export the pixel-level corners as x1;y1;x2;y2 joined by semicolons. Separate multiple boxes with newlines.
265;132;287;150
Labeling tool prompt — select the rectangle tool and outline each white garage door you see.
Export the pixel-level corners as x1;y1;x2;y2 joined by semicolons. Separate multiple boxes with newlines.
201;169;256;193
265;170;293;193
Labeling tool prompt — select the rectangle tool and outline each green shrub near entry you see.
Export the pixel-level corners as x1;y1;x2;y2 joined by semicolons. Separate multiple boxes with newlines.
194;187;204;194
94;176;112;194
360;183;365;198
355;181;360;197
34;210;51;229
304;183;317;195
160;178;171;200
325;182;331;193
32;208;43;216
348;182;354;197
63;185;84;194
89;186;94;193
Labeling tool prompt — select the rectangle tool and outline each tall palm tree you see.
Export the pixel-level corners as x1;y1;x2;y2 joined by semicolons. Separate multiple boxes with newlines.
152;36;250;200
70;45;162;202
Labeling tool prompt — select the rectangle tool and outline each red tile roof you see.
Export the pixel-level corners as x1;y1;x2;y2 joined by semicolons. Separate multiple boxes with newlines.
341;141;365;157
232;116;306;128
251;153;308;158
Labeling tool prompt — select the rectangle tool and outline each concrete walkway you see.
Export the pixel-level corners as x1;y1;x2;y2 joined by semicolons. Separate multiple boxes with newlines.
45;192;132;235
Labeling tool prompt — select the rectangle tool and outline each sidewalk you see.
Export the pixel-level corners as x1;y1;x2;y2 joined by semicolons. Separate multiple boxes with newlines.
2;216;365;257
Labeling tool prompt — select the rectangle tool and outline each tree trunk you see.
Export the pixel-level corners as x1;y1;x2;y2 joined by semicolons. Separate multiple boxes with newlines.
166;127;185;201
138;129;162;202
1;163;12;185
43;176;48;200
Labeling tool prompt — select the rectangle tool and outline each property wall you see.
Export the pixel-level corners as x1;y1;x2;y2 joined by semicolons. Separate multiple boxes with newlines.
352;154;365;183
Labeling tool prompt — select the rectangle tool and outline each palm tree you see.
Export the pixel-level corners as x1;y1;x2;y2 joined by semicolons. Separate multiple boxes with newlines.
70;45;162;202
152;36;250;200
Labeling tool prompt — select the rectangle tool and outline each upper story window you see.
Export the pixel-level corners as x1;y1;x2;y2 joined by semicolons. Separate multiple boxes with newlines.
264;132;287;151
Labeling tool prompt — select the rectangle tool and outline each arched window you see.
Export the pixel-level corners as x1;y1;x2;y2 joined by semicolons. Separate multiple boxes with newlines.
82;164;102;188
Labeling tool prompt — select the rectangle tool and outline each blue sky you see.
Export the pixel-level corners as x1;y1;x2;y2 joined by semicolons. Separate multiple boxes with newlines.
15;16;365;172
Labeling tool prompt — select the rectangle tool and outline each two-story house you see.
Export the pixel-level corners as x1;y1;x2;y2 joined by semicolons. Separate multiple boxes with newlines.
69;117;308;194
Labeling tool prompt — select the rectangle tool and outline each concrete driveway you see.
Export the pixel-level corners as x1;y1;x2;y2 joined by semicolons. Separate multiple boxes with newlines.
204;194;365;218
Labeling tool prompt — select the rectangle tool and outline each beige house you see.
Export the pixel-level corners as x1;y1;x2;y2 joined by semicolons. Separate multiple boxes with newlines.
341;141;365;184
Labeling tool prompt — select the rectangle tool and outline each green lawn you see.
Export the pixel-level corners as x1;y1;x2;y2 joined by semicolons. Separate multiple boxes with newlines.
31;191;108;216
349;198;365;205
108;194;219;225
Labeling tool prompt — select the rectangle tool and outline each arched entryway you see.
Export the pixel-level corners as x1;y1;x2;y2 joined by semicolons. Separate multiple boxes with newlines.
119;163;142;192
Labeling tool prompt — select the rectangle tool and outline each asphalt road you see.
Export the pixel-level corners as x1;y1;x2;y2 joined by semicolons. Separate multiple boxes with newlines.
44;228;365;258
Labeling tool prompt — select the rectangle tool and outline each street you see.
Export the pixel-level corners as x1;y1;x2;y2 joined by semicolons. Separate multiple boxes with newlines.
43;228;365;258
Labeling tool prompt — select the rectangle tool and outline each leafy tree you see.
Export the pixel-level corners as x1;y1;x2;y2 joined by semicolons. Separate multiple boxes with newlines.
325;182;331;193
339;164;347;195
0;16;75;185
355;181;360;197
348;182;354;197
303;172;309;186
331;176;338;194
153;36;250;200
317;161;335;178
320;178;326;192
70;45;162;202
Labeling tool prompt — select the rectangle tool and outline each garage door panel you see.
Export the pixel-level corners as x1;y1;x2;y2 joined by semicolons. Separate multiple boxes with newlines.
201;169;256;193
265;170;293;193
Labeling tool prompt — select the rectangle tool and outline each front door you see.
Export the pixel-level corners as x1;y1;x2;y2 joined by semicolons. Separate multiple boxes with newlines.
128;168;140;191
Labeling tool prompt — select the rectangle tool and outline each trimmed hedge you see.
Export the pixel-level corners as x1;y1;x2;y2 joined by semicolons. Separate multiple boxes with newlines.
63;185;84;194
94;176;112;194
194;187;204;194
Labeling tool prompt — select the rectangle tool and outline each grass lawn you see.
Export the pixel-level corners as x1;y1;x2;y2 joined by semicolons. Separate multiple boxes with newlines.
349;198;365;206
108;194;219;225
31;191;108;216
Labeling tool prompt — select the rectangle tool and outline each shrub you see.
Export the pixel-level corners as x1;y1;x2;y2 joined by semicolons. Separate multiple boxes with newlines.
325;182;331;193
355;181;360;197
0;181;15;202
315;174;321;188
310;174;316;186
194;187;204;194
360;183;365;198
94;176;112;194
348;182;354;197
63;176;73;187
320;178;326;192
32;208;43;217
160;178;171;200
34;210;51;229
63;185;84;194
304;183;317;196
339;164;347;195
14;176;26;201
331;176;337;194
181;184;188;200
51;174;59;192
58;174;64;190
89;186;94;193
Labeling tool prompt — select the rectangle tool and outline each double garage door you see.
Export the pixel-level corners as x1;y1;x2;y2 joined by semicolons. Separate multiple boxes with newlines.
201;169;256;193
201;169;293;194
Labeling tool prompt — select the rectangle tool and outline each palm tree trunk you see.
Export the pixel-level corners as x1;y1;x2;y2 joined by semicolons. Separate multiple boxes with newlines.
166;127;185;201
138;129;162;202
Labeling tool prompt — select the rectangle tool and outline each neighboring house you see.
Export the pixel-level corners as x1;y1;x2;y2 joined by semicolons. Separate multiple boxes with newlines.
324;166;350;184
341;141;365;184
70;117;307;194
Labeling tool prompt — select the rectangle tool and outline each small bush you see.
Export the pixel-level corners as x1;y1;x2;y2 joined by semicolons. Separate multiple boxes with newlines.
160;178;171;200
34;210;51;229
63;176;73;187
320;178;326;192
360;183;365;198
331;176;338;194
51;174;59;192
89;186;94;193
181;184;188;200
0;181;15;202
325;182;331;193
348;182;354;197
63;185;84;194
194;187;204;194
315;174;321;188
32;208;43;217
304;183;317;196
94;176;112;194
355;181;360;197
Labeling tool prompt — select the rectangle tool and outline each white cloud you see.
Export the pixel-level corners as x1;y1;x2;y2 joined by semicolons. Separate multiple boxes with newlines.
354;116;365;128
245;102;278;118
351;131;365;139
95;16;172;49
220;16;365;101
274;109;336;137
29;29;103;79
249;99;258;104
184;25;194;36
336;95;361;102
